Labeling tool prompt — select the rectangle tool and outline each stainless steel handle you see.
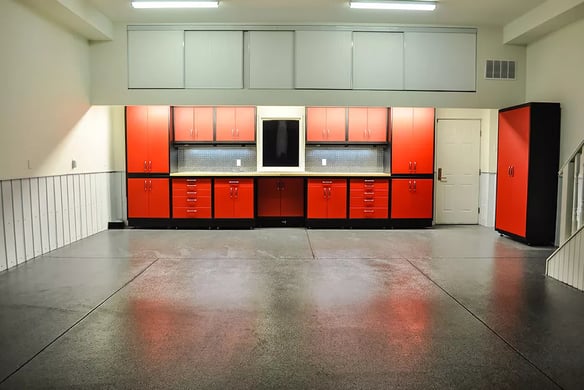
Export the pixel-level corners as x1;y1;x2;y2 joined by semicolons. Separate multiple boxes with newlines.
187;199;197;202
413;180;417;191
409;161;413;171
187;209;197;213
186;179;197;182
144;180;148;191
149;180;152;191
229;187;233;198
149;161;152;171
322;180;333;184
143;161;147;171
229;180;240;184
233;186;239;199
413;161;417;171
408;180;412;191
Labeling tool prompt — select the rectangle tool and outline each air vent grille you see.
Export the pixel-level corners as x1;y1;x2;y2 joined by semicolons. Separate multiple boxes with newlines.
485;60;516;80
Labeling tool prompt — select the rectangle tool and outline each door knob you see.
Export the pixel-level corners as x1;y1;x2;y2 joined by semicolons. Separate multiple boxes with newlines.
438;168;447;182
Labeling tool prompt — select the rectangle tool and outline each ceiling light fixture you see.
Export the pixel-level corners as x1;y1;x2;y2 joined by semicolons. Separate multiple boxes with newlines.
350;1;436;11
131;1;219;9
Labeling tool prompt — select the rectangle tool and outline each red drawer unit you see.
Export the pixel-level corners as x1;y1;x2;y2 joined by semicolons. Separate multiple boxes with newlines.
349;178;389;219
172;178;212;219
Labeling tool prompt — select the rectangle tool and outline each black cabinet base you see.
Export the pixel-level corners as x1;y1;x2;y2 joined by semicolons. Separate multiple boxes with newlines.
306;219;349;229
127;218;172;229
170;219;214;229
214;219;255;229
391;219;433;229
349;219;390;229
255;217;306;228
495;228;554;246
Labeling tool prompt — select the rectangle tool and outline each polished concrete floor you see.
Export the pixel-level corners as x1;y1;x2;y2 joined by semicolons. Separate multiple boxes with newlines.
0;226;583;389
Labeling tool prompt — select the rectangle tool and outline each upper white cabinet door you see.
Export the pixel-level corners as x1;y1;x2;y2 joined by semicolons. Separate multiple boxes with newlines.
404;32;476;91
128;30;184;89
295;31;352;89
353;32;404;90
249;31;294;89
185;31;243;89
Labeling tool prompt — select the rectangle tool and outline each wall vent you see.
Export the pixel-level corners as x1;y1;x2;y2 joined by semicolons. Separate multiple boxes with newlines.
485;59;516;80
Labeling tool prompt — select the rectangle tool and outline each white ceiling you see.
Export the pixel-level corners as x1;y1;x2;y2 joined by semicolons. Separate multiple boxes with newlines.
87;0;547;27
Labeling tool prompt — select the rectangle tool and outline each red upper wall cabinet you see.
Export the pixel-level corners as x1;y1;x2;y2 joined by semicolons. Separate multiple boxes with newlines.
174;107;214;142
215;107;256;142
127;106;170;173
348;107;388;143
391;107;434;174
306;107;346;142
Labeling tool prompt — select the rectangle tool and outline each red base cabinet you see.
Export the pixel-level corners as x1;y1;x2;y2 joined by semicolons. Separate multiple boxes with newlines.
495;102;560;245
257;178;304;217
307;179;347;219
214;178;254;219
349;178;389;219
172;178;212;219
128;178;170;219
391;179;433;220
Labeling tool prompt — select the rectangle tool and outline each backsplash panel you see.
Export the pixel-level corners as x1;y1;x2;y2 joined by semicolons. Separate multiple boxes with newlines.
178;146;257;172
305;146;388;173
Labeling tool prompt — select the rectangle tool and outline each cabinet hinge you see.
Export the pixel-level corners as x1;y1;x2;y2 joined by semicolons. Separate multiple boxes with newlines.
478;207;481;214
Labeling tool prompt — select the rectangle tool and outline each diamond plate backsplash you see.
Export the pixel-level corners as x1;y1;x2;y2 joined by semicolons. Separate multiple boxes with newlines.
177;146;257;172
305;146;389;173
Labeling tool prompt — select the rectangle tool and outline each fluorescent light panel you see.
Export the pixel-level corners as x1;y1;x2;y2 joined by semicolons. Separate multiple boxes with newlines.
350;1;436;11
131;1;219;8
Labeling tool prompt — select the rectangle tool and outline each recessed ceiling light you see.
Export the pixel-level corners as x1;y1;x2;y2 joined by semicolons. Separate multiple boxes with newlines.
131;1;219;9
350;1;437;11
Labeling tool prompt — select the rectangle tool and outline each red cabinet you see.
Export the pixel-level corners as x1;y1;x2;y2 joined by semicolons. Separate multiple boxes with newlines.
172;178;212;219
307;179;347;219
349;178;389;219
306;107;346;142
495;103;560;244
348;108;388;143
173;107;214;142
126;106;170;173
257;178;304;217
215;107;256;142
391;179;433;219
127;178;170;218
214;178;254;219
391;107;434;174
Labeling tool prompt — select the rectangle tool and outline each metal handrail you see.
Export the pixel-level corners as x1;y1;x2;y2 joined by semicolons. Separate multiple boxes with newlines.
559;137;584;176
546;224;584;269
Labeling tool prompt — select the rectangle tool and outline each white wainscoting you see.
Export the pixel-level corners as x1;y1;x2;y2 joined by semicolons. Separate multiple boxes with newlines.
0;172;123;272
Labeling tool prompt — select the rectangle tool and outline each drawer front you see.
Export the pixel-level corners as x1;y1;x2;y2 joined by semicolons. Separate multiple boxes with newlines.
350;179;389;192
349;207;389;219
172;195;211;208
173;206;212;219
350;195;389;208
172;178;212;196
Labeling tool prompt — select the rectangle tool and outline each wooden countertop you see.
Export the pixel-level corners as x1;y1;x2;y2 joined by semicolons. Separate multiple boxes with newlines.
171;171;391;177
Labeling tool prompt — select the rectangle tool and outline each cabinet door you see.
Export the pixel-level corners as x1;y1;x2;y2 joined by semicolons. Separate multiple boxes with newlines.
214;179;234;218
391;107;414;174
147;106;170;173
367;108;389;143
127;179;150;218
233;179;254;218
326;107;347;142
148;179;170;218
234;107;256;142
173;107;194;142
280;178;305;217
391;179;433;219
257;178;282;217
348;108;387;143
306;107;327;142
495;107;530;236
327;180;347;218
307;180;329;218
215;107;236;142
410;108;435;174
126;106;149;173
194;107;214;141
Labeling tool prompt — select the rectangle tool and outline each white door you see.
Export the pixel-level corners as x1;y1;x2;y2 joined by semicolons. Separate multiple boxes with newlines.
435;119;481;224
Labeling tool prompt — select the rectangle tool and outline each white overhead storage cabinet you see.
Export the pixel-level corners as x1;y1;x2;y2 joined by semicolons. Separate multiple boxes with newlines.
249;31;294;89
353;32;404;90
128;30;185;89
404;31;476;91
295;30;353;89
185;30;244;89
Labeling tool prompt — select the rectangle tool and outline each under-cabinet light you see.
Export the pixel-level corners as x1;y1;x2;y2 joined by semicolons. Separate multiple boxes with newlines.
350;1;436;11
131;1;219;9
